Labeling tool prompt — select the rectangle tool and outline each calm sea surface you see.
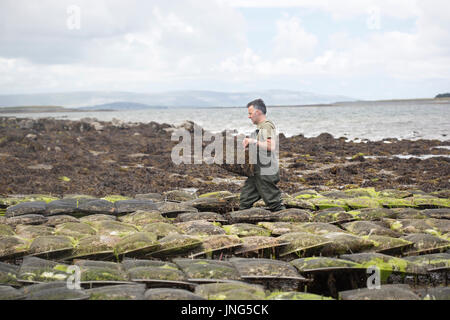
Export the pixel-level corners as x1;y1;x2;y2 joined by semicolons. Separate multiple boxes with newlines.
3;100;450;142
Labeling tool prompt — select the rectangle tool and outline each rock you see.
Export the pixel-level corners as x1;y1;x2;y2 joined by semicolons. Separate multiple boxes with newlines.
27;164;53;170
25;134;37;140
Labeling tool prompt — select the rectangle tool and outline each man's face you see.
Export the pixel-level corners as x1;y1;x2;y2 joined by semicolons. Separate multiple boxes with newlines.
248;105;260;124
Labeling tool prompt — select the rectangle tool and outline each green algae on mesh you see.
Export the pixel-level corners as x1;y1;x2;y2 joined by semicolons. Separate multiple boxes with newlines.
378;189;412;199
230;258;301;279
342;221;400;237
198;191;233;198
89;221;138;237
15;225;55;239
45;215;80;227
101;195;132;203
229;208;278;223
235;236;284;254
384;218;449;236
0;263;20;286
276;208;313;223
284;198;316;211
0;236;30;258
127;265;186;281
338;284;421;300
309;198;349;211
150;234;202;255
174;258;240;280
72;235;119;257
402;233;450;254
18;258;70;282
119;210;167;226
339;253;424;283
141;222;182;239
343;188;379;198
266;291;334;300
175;220;226;237
403;253;450;270
79;214;116;224
79;268;127;282
312;211;356;223
175;211;227;223
300;222;346;235
54;222;97;239
190;235;242;256
391;208;428;219
0;224;15;238
321;232;375;255
121;259;179;270
86;283;146;300
278;232;331;257
28;235;74;254
114;232;159;256
411;196;450;209
74;261;128;282
290;257;362;272
292;189;322;200
194;282;266;300
257;222;306;236
363;235;413;252
222;224;271;237
1;195;59;207
377;197;418;208
345;197;383;210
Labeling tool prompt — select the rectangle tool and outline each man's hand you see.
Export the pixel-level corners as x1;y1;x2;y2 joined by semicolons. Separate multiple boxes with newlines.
242;138;257;149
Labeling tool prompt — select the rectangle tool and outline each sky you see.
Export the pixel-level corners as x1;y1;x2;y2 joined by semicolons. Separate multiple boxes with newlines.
0;0;449;100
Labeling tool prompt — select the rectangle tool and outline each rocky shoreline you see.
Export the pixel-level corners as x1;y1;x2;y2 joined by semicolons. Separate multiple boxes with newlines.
0;116;449;300
0;116;449;198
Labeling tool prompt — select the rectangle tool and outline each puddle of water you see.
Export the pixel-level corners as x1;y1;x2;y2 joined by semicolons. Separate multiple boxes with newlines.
432;146;450;150
392;154;450;160
345;154;450;160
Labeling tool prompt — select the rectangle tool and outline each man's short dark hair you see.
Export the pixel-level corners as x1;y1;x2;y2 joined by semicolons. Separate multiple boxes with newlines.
247;99;267;115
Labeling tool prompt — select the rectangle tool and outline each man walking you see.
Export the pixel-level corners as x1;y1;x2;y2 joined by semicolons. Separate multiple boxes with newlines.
240;99;286;212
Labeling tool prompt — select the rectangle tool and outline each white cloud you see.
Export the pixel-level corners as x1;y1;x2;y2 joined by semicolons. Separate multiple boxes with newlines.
0;0;449;98
272;15;318;60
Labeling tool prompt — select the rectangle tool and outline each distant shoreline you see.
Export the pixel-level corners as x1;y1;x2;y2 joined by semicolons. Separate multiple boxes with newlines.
1;97;449;114
0;106;114;114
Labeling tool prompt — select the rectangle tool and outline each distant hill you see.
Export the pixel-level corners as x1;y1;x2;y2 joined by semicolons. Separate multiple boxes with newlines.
0;90;355;108
80;101;167;110
435;93;450;98
0;106;80;113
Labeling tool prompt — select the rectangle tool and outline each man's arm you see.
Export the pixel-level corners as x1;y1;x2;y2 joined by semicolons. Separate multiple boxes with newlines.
243;137;276;151
242;124;276;151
